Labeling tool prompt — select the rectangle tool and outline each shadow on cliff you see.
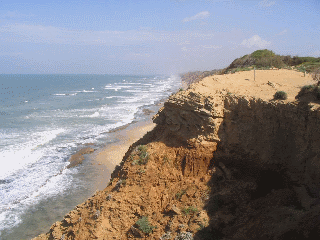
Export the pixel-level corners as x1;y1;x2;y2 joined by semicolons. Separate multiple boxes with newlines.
192;147;320;239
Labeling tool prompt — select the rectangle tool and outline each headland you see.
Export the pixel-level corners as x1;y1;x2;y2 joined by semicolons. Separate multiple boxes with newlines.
34;50;320;240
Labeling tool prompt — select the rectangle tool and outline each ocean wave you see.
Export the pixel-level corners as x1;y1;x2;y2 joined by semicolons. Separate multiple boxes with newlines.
0;129;65;179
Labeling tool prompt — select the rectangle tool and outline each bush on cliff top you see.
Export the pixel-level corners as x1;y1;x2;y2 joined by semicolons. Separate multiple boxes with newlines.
224;49;320;74
274;91;288;100
296;84;320;100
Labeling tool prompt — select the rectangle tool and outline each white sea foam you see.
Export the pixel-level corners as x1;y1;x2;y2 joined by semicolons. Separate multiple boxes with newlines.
0;129;65;179
89;112;100;118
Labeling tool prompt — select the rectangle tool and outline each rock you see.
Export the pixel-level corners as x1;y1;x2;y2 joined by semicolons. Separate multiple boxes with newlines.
174;231;193;240
130;226;144;238
142;109;155;115
67;147;95;168
171;205;181;215
94;210;100;219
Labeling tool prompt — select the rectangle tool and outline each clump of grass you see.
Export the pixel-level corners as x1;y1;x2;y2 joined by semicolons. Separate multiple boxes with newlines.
179;88;184;92
182;206;198;215
175;189;186;200
135;216;156;234
132;145;149;165
274;91;287;100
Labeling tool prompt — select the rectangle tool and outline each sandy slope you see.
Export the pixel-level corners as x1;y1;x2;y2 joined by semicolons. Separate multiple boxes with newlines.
195;69;314;101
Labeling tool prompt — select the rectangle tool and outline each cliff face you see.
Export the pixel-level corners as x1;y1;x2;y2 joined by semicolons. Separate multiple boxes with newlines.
34;70;320;240
153;85;320;239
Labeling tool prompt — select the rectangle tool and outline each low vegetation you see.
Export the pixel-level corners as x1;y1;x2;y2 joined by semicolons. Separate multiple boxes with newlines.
296;84;320;100
131;145;149;165
135;216;156;234
180;49;320;87
181;206;198;215
274;91;288;100
224;49;320;75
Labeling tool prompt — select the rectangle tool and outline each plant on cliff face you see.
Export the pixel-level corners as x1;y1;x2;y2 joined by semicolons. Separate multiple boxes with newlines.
182;206;199;215
176;189;186;200
274;91;288;100
114;179;126;191
132;145;149;165
135;216;156;234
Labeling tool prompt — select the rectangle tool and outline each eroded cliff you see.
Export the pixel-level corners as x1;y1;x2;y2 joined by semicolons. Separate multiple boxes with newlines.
34;69;320;240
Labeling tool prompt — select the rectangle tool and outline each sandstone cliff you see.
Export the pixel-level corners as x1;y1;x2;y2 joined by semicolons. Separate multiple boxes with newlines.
34;69;320;240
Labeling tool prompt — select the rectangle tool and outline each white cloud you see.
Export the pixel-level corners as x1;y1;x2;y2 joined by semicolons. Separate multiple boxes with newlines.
183;11;210;23
241;35;271;48
259;0;276;7
277;29;288;35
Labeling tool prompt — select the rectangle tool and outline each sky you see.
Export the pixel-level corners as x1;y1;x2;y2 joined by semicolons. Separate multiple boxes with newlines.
0;0;319;74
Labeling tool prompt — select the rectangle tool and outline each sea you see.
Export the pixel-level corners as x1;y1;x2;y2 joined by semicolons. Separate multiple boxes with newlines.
0;74;181;239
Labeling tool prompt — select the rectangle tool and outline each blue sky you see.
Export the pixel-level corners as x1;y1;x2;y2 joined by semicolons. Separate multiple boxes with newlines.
0;0;319;74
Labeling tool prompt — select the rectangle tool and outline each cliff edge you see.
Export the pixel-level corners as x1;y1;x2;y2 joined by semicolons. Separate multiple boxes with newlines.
34;69;320;240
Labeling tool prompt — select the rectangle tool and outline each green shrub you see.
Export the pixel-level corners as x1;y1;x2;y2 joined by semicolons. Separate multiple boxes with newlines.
251;49;275;59
297;85;320;100
132;145;149;165
274;91;288;100
301;85;316;92
182;206;198;215
138;145;147;152
136;216;156;234
176;189;186;200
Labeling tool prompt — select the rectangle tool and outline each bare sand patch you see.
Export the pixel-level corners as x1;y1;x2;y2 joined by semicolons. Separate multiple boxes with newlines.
195;69;315;102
